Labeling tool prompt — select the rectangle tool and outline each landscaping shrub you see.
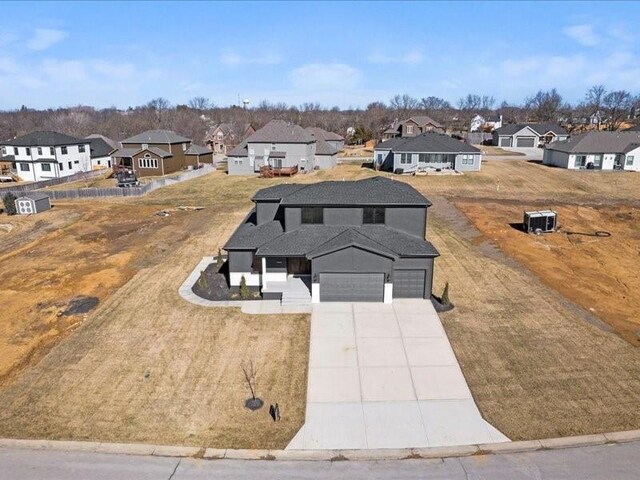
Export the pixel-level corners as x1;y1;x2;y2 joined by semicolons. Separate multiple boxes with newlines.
441;282;451;306
215;248;224;271
239;275;249;299
197;270;208;290
2;193;17;216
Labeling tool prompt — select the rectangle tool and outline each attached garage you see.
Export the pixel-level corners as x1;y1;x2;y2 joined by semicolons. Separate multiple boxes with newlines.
393;270;426;298
499;137;512;147
516;137;536;148
319;273;384;302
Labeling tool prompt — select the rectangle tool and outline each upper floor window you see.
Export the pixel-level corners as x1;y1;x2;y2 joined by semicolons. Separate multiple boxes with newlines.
406;125;414;134
50;147;55;155
61;146;68;155
301;207;323;224
79;145;86;153
400;153;412;164
271;143;277;151
217;132;223;140
37;147;42;155
142;143;148;149
25;147;31;155
182;143;187;151
363;207;385;224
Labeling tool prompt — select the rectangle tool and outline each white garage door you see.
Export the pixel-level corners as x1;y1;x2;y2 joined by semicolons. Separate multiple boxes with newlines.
320;273;384;302
516;137;536;148
499;137;512;147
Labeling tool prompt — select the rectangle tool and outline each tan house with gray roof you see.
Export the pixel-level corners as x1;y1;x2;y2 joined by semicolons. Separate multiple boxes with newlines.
111;129;212;177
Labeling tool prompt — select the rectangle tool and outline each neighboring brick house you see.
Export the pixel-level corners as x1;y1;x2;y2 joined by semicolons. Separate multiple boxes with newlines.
374;132;482;173
227;120;338;175
205;123;255;154
382;116;444;141
111;129;212;177
224;177;439;303
0;131;92;182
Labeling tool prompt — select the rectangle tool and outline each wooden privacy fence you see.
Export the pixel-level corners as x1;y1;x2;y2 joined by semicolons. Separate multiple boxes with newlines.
0;169;106;194
0;165;215;200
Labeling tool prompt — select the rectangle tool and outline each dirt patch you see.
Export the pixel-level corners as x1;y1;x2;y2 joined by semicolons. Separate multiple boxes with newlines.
456;201;640;345
62;296;99;316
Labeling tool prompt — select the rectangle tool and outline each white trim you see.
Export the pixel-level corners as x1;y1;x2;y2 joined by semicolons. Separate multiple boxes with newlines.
261;258;267;289
383;283;393;304
311;283;320;303
264;272;287;282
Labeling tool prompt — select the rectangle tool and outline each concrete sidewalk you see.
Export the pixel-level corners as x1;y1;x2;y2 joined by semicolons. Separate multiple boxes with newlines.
287;299;508;450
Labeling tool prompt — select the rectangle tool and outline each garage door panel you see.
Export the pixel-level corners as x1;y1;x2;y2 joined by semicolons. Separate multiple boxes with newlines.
499;137;512;147
393;270;425;298
516;137;535;147
320;273;384;302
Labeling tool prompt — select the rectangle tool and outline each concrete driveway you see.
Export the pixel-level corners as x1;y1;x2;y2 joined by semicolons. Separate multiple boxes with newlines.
502;146;543;160
287;299;508;450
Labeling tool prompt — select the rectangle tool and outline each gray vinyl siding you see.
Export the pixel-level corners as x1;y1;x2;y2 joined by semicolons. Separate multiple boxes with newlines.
454;153;481;171
327;140;344;151
250;142;316;173
543;149;570;168
324;207;363;226
256;201;280;225
385;207;426;237
393;257;434;299
285;207;302;231
374;149;394;171
312;246;393;278
227;156;254;175
315;153;337;169
393;152;456;172
227;250;254;272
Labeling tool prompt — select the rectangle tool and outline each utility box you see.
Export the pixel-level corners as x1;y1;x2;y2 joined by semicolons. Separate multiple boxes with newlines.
524;210;557;234
16;192;51;215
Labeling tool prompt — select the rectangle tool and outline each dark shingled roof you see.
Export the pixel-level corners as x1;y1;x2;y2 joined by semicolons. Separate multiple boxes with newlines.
18;192;50;201
306;127;344;142
121;129;191;144
315;137;338;155
494;123;567;136
224;210;285;250
251;184;308;201
185;144;211;155
406;115;443;129
1;131;85;147
545;131;640;154
245;120;315;144
86;136;116;158
374;132;480;154
272;177;430;206
227;139;248;157
307;228;398;259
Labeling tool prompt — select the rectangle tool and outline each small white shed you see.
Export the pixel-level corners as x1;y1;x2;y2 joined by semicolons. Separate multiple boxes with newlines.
16;192;51;215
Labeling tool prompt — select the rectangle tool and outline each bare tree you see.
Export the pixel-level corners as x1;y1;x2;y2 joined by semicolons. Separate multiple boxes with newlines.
583;85;607;130
389;94;419;115
419;96;451;111
602;90;634;131
241;359;259;406
147;97;171;124
188;96;212;111
525;89;563;122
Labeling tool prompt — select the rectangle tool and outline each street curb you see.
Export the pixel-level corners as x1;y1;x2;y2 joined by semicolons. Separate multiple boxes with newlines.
0;430;638;461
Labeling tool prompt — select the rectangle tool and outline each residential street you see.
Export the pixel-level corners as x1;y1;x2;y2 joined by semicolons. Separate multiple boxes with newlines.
1;442;639;479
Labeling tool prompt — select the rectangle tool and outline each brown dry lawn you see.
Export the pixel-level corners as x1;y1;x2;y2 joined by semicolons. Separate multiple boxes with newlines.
0;161;638;446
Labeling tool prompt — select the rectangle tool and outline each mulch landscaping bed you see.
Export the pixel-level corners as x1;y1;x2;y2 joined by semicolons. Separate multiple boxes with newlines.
191;261;261;301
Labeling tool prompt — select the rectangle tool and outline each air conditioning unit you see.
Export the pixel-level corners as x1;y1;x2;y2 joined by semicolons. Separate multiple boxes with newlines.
523;210;557;234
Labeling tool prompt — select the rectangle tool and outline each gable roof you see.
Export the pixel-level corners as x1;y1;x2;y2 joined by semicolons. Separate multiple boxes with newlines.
375;132;480;154
227;139;248;157
306;228;398;259
545;131;640;154
112;146;172;158
121;129;191;144
245;120;315;144
306;127;344;142
495;123;567;136
315;137;338;155
406;115;443;129
1;131;85;147
85;134;118;150
185;144;211;155
223;210;285;249
251;183;308;201
85;136;117;158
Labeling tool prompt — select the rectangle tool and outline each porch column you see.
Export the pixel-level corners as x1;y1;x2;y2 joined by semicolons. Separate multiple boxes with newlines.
261;257;267;288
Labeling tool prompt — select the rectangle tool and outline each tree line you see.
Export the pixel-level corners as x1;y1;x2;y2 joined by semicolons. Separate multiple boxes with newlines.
0;85;638;145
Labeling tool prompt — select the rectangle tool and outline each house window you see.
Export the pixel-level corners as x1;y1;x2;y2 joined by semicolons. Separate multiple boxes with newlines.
37;147;42;155
79;145;86;153
68;161;72;169
1;147;5;155
50;147;55;155
13;147;18;156
575;155;587;168
25;147;31;155
61;146;68;155
270;158;283;169
233;158;242;165
461;154;474;165
139;156;159;169
271;143;277;151
74;160;79;164
363;207;385;224
217;132;223;140
19;163;30;171
376;153;384;162
400;153;412;164
142;143;148;149
59;162;64;171
301;207;323;224
41;163;52;172
627;156;634;166
251;256;262;273
418;153;428;163
406;125;414;134
593;155;602;167
182;143;187;151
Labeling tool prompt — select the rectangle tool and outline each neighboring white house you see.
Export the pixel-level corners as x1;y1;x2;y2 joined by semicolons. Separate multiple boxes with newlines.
470;114;503;132
543;131;640;171
0;131;92;182
493;123;568;148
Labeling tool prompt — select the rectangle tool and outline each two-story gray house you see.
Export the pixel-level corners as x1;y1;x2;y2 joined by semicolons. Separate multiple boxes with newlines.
374;132;482;173
223;177;439;303
227;120;338;175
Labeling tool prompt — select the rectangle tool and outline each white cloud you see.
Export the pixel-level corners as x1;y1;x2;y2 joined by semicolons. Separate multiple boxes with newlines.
290;63;361;90
563;24;600;47
367;50;424;65
219;51;282;66
27;28;68;51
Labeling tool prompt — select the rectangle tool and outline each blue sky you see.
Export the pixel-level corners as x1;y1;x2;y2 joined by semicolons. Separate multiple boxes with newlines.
0;1;638;110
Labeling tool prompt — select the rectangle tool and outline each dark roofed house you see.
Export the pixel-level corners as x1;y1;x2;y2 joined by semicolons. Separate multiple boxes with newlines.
382;116;444;141
305;127;345;151
85;134;117;170
374;132;482;173
493;123;568;148
224;176;439;303
543;131;640;171
227;120;338;176
205;123;255;155
111;129;212;177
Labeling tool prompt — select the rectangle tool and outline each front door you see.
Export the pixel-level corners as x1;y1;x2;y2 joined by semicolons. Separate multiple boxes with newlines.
288;258;311;275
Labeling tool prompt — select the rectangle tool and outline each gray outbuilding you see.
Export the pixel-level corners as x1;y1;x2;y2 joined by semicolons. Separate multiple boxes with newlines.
15;192;51;215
